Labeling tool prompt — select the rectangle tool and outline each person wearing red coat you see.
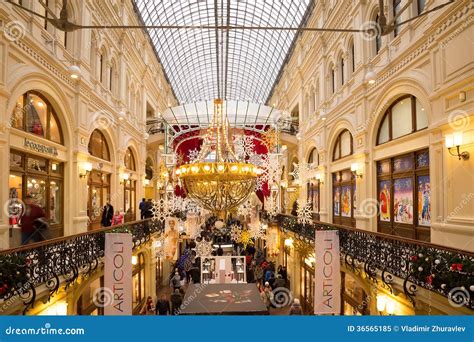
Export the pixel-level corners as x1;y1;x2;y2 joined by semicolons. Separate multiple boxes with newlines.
20;195;46;245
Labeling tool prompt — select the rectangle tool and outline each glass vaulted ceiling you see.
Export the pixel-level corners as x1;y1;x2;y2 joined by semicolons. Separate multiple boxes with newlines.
134;0;313;104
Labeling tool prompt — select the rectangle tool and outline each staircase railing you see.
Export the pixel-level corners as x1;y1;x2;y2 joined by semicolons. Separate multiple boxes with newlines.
273;213;474;310
0;219;163;314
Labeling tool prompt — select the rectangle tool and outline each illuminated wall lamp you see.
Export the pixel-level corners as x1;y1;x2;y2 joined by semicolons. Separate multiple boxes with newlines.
351;163;363;179
284;237;294;247
120;173;130;184
315;172;324;184
445;132;470;160
143;179;150;186
79;162;93;178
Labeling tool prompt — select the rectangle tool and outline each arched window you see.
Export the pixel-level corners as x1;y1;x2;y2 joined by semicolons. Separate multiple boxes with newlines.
88;129;110;161
331;66;336;94
377;95;427;145
307;148;319;167
393;0;401;37
124;147;136;171
374;14;382;55
109;62;114;92
145;157;154;180
417;0;426;15
333;129;353;161
350;39;355;74
12;91;63;144
99;53;104;83
340;57;345;86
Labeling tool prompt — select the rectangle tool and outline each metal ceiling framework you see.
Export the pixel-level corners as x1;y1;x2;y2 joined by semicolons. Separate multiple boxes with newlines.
134;0;314;104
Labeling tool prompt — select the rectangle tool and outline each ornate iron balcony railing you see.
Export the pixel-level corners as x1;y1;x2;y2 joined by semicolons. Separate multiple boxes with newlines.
0;219;163;314
274;214;474;310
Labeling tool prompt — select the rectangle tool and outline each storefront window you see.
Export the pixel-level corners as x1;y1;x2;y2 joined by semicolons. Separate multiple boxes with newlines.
342;272;368;315
377;149;430;241
12;91;63;144
8;151;64;242
124;148;137;222
133;253;146;314
76;277;104;315
307;179;320;220
300;255;315;314
333;169;356;227
87;171;110;230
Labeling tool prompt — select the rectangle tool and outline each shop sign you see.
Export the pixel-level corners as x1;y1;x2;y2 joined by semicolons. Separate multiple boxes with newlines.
314;230;341;315
104;233;133;315
24;138;58;156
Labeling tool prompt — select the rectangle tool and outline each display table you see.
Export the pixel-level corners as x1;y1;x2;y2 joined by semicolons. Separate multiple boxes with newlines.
179;283;268;315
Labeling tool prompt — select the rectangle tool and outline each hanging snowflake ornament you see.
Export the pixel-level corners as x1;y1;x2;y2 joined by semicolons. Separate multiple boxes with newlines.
255;178;265;192
151;199;172;222
229;224;242;241
297;200;313;225
234;135;255;159
194;238;214;258
290;162;310;183
187;148;200;163
265;196;278;219
237;199;253;218
249;222;267;240
238;229;254;249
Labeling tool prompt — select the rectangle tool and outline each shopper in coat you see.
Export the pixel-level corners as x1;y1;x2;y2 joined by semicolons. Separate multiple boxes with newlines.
140;296;155;315
170;289;183;315
20;195;47;245
101;201;114;227
155;295;171;315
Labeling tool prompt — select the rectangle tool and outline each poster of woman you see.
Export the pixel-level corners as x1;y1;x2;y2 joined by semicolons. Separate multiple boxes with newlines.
341;185;351;217
418;176;431;226
164;217;179;260
393;178;413;224
379;180;391;222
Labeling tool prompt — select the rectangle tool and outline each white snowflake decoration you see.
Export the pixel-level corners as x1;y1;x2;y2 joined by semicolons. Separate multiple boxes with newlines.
255;178;265;192
229;224;242;241
290;162;310;183
265;196;278;219
234;135;255;159
189;225;203;240
297;200;313;225
151;199;170;222
187;148;201;163
249;222;267;240
194;239;214;258
237;199;253;218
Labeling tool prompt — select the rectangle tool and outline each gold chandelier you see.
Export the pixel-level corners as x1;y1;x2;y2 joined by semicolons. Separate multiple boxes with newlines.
176;99;260;212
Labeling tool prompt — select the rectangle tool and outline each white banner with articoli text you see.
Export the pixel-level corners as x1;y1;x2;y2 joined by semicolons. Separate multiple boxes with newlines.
314;230;341;315
104;233;133;315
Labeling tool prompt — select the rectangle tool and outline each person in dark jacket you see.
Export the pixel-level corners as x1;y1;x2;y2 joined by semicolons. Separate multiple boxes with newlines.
139;198;146;219
170;289;183;315
273;274;286;289
101;201;114;227
20;195;47;245
170;271;181;291
144;199;153;219
289;298;303;315
155;294;171;315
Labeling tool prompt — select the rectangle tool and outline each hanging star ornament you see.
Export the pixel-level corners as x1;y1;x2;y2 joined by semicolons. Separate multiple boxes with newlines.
238;229;254;249
187;148;200;163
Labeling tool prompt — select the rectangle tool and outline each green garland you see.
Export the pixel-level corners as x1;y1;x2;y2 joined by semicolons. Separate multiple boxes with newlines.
0;254;29;298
